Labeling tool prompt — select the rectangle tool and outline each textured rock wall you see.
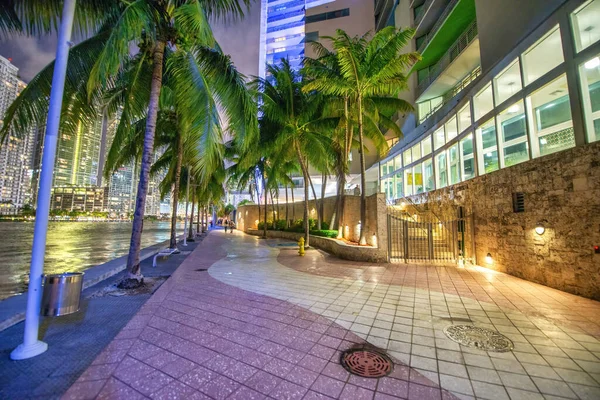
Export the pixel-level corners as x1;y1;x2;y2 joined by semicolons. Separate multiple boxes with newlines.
407;142;600;300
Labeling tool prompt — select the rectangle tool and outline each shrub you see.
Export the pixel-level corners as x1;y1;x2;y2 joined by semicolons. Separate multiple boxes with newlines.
275;219;287;230
310;230;339;238
320;221;330;230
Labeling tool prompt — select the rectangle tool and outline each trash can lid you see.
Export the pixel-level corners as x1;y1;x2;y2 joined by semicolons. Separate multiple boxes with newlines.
44;272;84;278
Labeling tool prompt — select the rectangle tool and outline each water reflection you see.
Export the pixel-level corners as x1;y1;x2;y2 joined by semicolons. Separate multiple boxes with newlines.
0;221;180;300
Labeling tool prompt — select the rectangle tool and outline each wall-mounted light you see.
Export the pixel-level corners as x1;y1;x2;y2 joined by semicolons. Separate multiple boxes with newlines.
485;253;493;264
535;220;547;235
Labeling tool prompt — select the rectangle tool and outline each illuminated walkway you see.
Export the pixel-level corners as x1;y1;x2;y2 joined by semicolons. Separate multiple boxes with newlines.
65;230;600;399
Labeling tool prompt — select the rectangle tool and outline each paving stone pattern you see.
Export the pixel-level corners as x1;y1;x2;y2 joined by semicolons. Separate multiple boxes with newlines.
65;232;460;399
0;238;203;399
210;234;600;399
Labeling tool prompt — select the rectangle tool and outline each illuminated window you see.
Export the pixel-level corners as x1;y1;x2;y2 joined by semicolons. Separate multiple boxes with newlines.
458;102;471;133
421;135;432;156
526;74;575;156
460;134;475;180
580;52;600;143
494;59;522;105
571;0;600;52
433;127;445;150
476;118;499;174
474;84;494;121
498;101;529;167
435;151;448;189
522;26;564;85
445;116;458;141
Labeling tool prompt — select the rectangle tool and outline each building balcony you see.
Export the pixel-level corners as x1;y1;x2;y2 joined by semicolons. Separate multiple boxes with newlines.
416;21;479;101
413;0;451;36
413;0;476;71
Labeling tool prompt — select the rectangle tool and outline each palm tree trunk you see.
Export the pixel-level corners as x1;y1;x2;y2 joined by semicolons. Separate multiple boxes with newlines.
357;94;367;245
319;173;327;230
270;189;276;226
196;201;200;234
188;189;195;240
336;165;346;237
262;173;268;237
285;185;289;228
291;185;295;221
307;168;319;230
338;97;351;238
295;142;310;247
169;135;183;249
125;40;166;281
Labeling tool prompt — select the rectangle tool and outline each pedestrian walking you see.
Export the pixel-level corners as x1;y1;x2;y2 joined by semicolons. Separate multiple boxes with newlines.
224;221;228;233
229;220;235;233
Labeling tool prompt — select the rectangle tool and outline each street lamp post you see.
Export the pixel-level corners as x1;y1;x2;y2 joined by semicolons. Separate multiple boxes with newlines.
11;0;77;360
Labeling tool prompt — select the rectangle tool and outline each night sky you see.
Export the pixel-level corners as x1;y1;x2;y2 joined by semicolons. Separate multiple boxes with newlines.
0;2;261;82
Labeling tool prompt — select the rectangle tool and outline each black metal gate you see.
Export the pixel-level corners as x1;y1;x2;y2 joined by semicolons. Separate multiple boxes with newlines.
387;205;475;264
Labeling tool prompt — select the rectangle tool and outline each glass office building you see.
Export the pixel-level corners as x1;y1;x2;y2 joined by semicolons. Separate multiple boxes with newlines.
258;0;336;79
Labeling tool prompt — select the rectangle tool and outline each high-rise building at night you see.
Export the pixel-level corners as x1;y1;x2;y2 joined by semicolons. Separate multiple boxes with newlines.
0;56;36;215
52;115;104;188
258;0;373;78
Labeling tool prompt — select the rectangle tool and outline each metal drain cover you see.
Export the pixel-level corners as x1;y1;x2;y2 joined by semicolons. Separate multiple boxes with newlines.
444;325;514;352
340;349;393;378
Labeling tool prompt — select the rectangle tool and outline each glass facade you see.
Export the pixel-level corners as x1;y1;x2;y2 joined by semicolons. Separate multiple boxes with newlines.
379;5;600;203
477;119;499;174
572;0;600;52
527;74;575;156
494;59;522;105
522;26;564;85
498;101;529;167
580;52;600;143
474;84;494;120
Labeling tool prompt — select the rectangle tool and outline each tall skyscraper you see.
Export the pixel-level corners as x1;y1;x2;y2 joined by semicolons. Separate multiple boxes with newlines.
0;56;36;215
258;0;373;79
52;115;104;187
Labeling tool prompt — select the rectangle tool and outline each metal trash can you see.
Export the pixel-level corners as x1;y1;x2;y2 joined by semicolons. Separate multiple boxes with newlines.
40;272;84;316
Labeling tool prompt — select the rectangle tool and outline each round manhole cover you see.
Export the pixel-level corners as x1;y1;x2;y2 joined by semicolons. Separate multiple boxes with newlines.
340;349;393;378
444;325;514;352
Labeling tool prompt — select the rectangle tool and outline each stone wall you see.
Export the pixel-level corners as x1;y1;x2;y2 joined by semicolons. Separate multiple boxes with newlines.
246;230;388;263
406;141;600;300
237;193;388;250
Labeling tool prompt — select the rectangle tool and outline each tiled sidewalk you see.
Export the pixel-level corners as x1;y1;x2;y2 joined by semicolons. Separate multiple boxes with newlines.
64;232;458;400
65;231;600;400
210;234;600;400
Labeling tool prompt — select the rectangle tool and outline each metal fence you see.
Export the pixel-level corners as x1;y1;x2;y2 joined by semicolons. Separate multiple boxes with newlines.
387;206;475;264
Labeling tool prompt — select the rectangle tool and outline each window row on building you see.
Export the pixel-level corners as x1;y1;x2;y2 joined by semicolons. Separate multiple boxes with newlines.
380;0;600;202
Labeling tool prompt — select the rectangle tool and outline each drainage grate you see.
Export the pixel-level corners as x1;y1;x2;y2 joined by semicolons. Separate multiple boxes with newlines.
444;325;514;352
340;349;393;378
195;268;208;272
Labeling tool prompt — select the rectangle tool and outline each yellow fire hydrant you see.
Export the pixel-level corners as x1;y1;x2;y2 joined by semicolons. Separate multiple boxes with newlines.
298;237;305;256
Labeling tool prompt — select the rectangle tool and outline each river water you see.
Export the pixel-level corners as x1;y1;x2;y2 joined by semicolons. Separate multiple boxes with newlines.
0;221;182;300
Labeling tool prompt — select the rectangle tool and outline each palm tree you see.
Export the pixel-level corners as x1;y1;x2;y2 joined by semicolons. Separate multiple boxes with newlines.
303;27;420;244
253;60;334;247
2;1;256;287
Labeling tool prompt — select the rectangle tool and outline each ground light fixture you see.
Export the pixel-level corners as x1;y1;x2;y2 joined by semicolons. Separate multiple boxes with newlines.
535;220;547;235
485;253;493;264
